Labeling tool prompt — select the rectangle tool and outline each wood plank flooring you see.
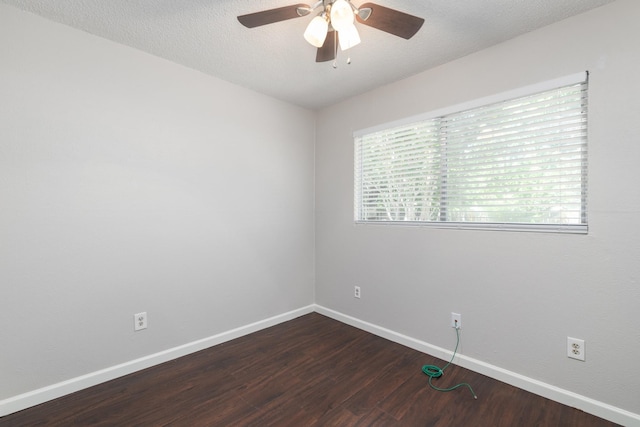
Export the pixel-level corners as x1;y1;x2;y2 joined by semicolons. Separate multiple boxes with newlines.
1;313;619;426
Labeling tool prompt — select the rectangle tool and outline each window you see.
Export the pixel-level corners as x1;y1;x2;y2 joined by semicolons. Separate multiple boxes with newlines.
354;72;588;233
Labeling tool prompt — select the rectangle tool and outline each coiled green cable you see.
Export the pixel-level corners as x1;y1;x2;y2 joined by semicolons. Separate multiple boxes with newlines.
421;327;477;399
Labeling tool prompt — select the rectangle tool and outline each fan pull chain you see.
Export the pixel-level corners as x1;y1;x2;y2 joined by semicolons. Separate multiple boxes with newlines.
331;33;352;68
333;30;338;68
333;56;352;68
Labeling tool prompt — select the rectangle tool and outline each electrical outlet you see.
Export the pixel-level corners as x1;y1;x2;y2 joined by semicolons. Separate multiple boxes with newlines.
567;337;585;361
451;312;462;329
354;286;361;299
134;312;147;331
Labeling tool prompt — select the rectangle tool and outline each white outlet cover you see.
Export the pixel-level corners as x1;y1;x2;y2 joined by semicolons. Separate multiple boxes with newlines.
451;312;462;329
134;312;148;331
567;336;585;361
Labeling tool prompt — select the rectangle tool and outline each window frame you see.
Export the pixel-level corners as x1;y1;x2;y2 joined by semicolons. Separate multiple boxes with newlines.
353;72;589;234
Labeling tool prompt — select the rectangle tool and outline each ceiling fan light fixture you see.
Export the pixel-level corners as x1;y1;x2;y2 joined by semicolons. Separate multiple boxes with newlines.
330;0;354;32
338;23;361;51
238;2;424;64
304;15;329;47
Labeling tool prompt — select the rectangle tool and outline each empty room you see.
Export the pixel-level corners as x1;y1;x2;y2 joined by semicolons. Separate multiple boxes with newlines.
1;0;639;425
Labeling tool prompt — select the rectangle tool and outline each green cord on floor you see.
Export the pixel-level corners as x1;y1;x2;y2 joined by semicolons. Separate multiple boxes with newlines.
421;327;477;399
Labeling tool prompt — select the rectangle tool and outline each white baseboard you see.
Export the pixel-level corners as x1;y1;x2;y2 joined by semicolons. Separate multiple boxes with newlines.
3;304;638;426
0;305;315;418
314;305;640;427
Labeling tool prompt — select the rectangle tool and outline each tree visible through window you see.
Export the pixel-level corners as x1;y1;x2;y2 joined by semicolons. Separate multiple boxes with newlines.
354;74;588;233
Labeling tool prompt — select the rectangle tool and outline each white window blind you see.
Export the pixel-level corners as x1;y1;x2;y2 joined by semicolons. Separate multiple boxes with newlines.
354;73;588;233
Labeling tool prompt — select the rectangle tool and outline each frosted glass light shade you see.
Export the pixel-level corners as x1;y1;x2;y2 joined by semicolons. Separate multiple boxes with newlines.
330;0;354;32
304;16;328;47
338;23;361;51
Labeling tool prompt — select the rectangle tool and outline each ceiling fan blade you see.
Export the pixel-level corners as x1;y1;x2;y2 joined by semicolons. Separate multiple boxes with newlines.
355;2;424;39
316;30;338;62
238;4;310;28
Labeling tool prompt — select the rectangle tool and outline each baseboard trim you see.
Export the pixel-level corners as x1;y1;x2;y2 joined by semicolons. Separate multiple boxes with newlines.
4;304;638;425
314;305;640;427
0;305;315;418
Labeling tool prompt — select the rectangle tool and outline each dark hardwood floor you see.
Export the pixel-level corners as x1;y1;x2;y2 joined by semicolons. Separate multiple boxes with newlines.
1;313;619;426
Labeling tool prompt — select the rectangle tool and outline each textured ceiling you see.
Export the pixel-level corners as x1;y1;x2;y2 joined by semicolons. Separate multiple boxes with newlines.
1;0;615;109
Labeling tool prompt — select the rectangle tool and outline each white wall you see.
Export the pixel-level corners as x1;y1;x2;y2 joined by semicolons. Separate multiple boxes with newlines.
0;4;315;400
316;0;640;419
3;0;640;422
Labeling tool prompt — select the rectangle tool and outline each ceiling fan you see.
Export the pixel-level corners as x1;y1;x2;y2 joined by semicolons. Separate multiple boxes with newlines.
237;0;424;63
